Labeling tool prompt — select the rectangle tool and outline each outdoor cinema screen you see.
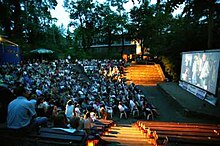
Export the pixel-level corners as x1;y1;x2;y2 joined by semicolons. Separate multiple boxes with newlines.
180;51;220;95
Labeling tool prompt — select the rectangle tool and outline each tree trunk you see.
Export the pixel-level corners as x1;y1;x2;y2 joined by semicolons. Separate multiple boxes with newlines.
121;28;124;59
207;3;214;49
107;26;112;50
13;0;22;38
156;0;161;15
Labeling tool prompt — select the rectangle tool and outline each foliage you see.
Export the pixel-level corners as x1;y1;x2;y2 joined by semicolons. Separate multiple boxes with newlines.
128;0;220;80
0;0;220;81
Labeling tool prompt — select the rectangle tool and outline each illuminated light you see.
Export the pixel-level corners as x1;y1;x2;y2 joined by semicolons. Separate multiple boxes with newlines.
94;139;99;145
214;130;218;135
87;140;95;146
104;131;109;135
146;128;151;138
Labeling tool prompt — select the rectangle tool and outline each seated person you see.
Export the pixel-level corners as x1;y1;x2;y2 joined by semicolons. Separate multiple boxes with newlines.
7;85;48;134
69;116;86;135
142;101;156;120
74;104;81;117
129;98;139;117
100;106;107;120
65;100;74;122
118;101;128;119
36;96;47;117
145;100;159;117
53;111;68;128
52;116;87;136
83;112;92;134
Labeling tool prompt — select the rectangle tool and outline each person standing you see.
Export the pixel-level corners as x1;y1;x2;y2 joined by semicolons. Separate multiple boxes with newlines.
192;54;200;85
199;53;210;90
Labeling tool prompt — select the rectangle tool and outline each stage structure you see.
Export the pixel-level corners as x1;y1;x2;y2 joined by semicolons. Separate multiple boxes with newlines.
0;37;20;65
179;49;220;106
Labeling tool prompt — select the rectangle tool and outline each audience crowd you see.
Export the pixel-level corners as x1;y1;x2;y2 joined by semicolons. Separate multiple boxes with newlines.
0;58;159;134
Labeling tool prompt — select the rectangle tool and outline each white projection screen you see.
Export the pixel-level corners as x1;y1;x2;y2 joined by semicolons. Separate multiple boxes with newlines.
180;50;220;95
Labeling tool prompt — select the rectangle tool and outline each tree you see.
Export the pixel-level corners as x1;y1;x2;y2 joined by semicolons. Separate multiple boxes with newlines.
129;1;156;57
181;0;220;49
109;0;129;57
0;0;58;52
64;0;96;51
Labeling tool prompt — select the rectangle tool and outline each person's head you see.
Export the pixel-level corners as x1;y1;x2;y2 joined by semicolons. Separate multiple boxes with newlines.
54;111;67;128
69;116;80;129
84;112;90;119
67;99;72;106
14;85;30;98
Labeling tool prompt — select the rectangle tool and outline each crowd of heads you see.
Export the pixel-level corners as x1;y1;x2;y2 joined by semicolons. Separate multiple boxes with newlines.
0;58;158;131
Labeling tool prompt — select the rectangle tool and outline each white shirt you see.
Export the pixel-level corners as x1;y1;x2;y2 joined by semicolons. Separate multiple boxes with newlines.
129;99;136;111
75;107;81;117
118;104;125;112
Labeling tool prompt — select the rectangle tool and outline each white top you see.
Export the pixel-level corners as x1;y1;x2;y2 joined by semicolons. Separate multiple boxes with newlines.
129;99;136;111
118;104;125;112
65;105;74;119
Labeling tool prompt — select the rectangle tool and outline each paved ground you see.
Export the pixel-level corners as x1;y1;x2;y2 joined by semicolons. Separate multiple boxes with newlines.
138;83;220;124
111;82;220;125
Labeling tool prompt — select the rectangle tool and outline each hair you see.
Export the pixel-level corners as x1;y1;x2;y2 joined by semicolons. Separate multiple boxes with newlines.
53;111;67;128
84;112;90;119
67;100;72;106
69;116;80;129
14;85;26;96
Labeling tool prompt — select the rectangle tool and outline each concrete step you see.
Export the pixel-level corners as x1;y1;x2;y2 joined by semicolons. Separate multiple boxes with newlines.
102;124;153;146
125;64;165;86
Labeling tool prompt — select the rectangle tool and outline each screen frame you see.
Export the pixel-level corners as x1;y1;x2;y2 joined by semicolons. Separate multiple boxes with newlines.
180;49;220;96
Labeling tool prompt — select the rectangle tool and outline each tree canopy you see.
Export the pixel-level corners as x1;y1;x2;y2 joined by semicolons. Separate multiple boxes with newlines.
0;0;220;79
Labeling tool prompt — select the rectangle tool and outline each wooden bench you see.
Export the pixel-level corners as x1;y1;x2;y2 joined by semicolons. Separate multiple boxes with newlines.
137;120;220;128
92;119;115;135
136;121;220;146
0;118;114;145
0;127;88;146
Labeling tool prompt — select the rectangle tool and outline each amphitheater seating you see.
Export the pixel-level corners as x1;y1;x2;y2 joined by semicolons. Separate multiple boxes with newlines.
136;120;220;146
0;119;115;146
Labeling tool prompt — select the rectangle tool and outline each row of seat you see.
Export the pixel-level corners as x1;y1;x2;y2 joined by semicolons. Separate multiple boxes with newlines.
136;120;220;146
0;119;115;146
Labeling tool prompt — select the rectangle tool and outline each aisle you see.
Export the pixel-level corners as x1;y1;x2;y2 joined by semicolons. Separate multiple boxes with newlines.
101;124;153;146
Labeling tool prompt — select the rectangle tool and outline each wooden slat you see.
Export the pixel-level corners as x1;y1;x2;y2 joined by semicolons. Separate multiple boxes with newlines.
137;120;220;145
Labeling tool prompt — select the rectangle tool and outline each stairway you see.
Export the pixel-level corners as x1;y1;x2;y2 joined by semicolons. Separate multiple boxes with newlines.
102;124;153;146
125;64;165;86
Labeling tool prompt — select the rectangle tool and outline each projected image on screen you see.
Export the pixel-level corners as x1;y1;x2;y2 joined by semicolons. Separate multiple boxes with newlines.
180;51;220;95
